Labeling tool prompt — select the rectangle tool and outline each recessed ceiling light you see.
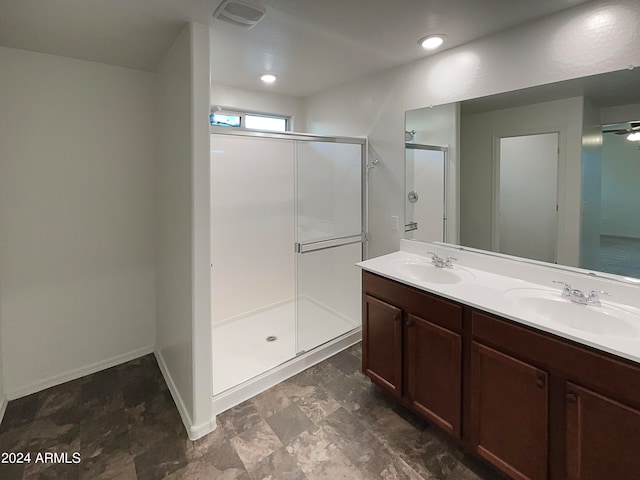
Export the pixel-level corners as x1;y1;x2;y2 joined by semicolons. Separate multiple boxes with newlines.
419;34;446;50
260;73;277;84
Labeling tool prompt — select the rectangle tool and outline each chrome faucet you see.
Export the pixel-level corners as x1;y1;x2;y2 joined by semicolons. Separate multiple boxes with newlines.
586;289;611;306
553;281;611;305
553;281;573;298
426;252;456;268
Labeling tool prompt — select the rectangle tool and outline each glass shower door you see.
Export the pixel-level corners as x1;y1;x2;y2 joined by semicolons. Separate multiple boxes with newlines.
295;140;365;354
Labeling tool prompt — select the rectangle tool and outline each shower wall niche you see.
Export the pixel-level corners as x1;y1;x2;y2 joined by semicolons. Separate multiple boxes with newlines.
210;130;365;405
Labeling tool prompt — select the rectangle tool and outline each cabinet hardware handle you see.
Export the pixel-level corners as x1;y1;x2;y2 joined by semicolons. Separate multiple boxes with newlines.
406;319;414;327
566;393;577;403
536;377;545;388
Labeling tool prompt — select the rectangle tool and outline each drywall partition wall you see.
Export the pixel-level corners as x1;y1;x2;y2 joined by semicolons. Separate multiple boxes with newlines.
303;0;640;259
210;83;306;131
190;21;214;441
0;46;156;399
155;24;194;437
155;22;214;440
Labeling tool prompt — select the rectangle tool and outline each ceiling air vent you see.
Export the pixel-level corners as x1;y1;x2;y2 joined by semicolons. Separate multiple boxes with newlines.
213;0;266;29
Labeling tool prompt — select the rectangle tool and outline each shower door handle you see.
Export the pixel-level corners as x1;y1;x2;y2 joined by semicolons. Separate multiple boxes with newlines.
295;233;366;254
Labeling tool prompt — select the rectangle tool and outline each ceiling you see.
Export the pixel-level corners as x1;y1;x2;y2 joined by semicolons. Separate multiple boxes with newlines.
461;68;640;115
1;0;592;96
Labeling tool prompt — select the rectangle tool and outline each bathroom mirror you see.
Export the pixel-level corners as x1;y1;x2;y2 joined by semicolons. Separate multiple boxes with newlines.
405;67;640;279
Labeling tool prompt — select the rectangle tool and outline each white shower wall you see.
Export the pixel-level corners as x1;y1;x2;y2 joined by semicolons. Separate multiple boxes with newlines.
296;141;363;243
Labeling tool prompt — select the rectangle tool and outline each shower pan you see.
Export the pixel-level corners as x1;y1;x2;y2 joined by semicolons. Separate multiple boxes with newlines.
210;129;366;412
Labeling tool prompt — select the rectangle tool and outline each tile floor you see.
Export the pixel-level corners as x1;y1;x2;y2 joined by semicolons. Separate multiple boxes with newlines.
0;344;505;479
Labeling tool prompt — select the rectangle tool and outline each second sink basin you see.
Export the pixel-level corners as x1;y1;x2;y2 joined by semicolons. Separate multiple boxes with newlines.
504;288;639;338
389;257;475;284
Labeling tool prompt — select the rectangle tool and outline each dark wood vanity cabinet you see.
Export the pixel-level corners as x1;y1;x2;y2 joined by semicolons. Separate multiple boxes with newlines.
362;294;402;397
565;382;640;480
362;270;640;480
362;271;463;438
470;341;548;480
406;313;462;437
465;310;640;480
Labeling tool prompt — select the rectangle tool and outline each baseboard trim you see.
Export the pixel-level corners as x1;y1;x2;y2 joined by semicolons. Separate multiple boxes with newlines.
154;349;216;441
189;416;217;441
6;345;155;400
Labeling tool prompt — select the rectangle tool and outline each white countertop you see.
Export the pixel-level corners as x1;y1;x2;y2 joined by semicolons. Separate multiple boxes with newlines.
358;240;640;365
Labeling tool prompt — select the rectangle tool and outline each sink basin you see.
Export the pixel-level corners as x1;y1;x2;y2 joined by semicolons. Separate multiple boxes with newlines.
389;258;475;284
504;288;639;338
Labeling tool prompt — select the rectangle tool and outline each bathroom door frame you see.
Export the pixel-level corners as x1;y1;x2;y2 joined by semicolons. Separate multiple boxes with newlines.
491;131;560;263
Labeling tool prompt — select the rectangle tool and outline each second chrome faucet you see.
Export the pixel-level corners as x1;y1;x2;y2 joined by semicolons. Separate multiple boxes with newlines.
427;252;456;268
553;281;611;306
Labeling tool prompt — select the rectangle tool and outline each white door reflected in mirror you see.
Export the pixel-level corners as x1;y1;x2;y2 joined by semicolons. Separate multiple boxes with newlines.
496;133;559;263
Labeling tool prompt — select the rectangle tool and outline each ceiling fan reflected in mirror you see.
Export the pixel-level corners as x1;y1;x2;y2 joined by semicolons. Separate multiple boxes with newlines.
603;121;640;141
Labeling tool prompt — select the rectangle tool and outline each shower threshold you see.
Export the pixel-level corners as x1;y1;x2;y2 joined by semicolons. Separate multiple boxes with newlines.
211;325;361;415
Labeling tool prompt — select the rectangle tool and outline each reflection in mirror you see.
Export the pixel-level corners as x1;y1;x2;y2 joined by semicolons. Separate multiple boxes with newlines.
405;68;640;280
405;144;447;242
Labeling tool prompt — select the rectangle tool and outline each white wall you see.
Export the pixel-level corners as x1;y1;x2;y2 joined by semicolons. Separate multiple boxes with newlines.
0;46;156;398
155;24;195;436
211;83;306;132
303;0;640;259
190;22;214;442
155;23;214;440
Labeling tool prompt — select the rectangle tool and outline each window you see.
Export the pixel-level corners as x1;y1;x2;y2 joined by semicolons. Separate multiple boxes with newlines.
210;109;289;132
210;113;241;127
245;114;287;132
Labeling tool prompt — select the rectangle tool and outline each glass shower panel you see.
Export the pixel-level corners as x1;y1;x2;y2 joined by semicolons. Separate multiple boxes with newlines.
211;134;296;394
405;147;446;242
295;141;364;354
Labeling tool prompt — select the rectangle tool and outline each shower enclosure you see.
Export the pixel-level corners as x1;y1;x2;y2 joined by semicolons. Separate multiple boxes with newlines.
405;144;447;242
210;129;366;411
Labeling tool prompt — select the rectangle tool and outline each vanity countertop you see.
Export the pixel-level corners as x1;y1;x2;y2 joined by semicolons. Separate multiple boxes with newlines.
358;239;640;365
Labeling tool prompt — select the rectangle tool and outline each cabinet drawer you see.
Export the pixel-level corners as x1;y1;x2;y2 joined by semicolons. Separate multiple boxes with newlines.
471;309;640;409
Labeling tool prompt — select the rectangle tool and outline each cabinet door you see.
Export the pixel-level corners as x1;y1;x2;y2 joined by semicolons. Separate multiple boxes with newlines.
566;382;640;480
470;342;548;480
407;314;461;437
362;295;402;397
